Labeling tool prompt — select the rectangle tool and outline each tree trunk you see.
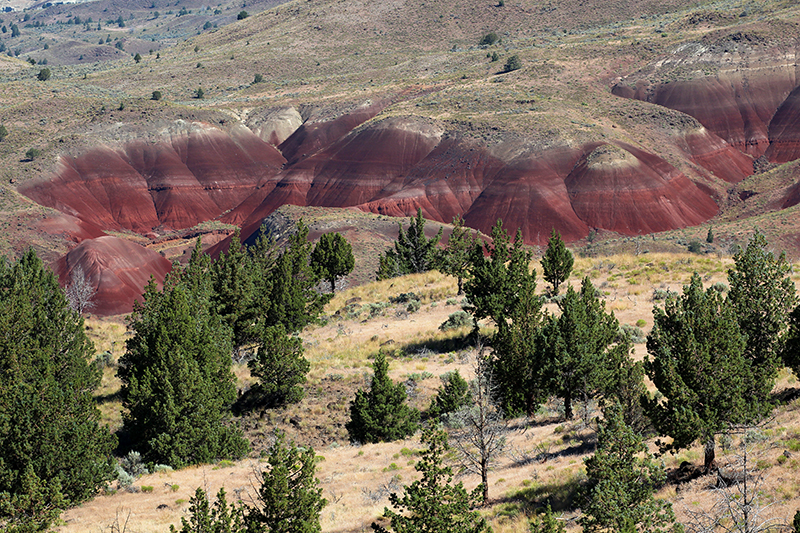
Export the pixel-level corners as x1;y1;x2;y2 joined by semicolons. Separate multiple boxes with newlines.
457;276;463;296
481;459;489;505
704;436;717;473
564;390;573;420
330;276;336;294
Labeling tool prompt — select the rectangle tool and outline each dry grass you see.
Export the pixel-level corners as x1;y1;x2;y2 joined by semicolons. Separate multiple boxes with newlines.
57;253;800;532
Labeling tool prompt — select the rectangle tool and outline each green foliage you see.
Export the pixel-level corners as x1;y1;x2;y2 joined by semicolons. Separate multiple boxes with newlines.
429;370;471;419
170;487;246;533
728;232;796;403
503;54;521;72
264;220;331;333
134;52;142;63
580;403;682;533
0;250;115;531
377;208;442;280
119;272;249;468
687;241;702;253
237;11;249;20
372;428;490;533
24;147;40;160
529;505;565;533
436;214;477;295
0;124;7;141
540;277;624;420
793;510;800;533
347;352;419;443
541;228;574;295
706;227;714;243
645;273;753;471
480;32;499;45
246;430;326;533
248;324;309;407
439;310;474;331
152;90;162;100
311;232;354;294
195;87;205;99
465;220;544;417
211;230;256;348
10;24;19;37
253;73;263;84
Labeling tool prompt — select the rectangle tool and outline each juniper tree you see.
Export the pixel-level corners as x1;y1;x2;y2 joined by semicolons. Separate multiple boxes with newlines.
436;214;477;295
580;403;682;533
0;250;115;531
310;231;354;294
727;231;796;409
645;273;752;472
372;427;490;533
211;229;256;350
248;324;309;407
119;276;249;468
346;351;419;443
170;487;246;533
541;228;573;295
265;220;330;333
428;369;471;420
464;219;545;417
540;277;624;420
376;208;442;280
246;430;326;533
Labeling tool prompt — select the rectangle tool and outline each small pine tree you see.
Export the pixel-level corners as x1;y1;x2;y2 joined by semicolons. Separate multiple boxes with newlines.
347;351;419;443
541;228;574;295
645;273;753;472
253;73;264;84
310;232;354;294
372;428;490;533
170;487;246;533
503;54;521;72
530;505;566;533
246;430;326;533
706;227;714;243
248;324;309;407
436;214;477;295
0;124;7;141
36;68;50;81
237;10;249;19
428;370;471;419
580;403;682;533
133;52;141;63
195;87;204;99
376;208;442;280
152;90;162;100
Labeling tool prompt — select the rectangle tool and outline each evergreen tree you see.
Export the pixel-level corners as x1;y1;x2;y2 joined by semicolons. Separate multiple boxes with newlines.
428;369;471;420
783;305;800;379
580;403;682;533
248;324;309;407
727;231;796;408
119;276;249;468
0;250;115;531
265;220;330;333
346;351;419;443
540;228;573;295
310;232;354;294
376;208;442;280
436;214;477;295
645;273;752;472
464;219;535;328
246;430;326;533
372;427;490;533
540;277;623;420
529;505;566;533
211;229;256;350
170;487;246;533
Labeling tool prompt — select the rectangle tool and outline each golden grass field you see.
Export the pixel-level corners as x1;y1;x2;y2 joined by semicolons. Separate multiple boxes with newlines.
63;252;800;533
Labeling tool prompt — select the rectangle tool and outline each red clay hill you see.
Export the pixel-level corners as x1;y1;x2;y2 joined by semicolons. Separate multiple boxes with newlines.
20;35;800;314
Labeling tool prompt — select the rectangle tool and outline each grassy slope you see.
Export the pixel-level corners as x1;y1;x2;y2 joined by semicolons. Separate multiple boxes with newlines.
61;251;800;532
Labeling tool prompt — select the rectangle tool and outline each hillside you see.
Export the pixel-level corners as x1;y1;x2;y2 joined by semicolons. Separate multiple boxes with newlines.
56;252;800;533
